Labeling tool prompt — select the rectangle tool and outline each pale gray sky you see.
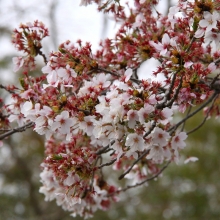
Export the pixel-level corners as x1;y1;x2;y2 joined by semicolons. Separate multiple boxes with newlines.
0;0;176;82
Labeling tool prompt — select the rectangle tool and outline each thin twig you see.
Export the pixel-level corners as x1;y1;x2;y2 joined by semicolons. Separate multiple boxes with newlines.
75;81;83;93
186;37;195;53
81;156;101;199
96;145;110;155
110;161;171;195
118;150;150;180
144;121;156;138
0;84;16;94
165;75;183;108
121;161;171;191
0;122;34;140
187;94;218;135
181;103;193;132
214;57;220;64
157;71;180;109
37;49;48;64
98;67;120;77
98;158;117;169
168;92;218;133
98;67;141;84
210;73;220;90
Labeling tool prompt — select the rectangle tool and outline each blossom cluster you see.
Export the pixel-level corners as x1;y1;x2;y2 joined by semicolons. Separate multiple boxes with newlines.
12;20;49;72
40;135;118;219
1;0;220;218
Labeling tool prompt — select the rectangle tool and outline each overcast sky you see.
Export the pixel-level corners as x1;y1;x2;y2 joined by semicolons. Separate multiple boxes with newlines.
0;0;176;82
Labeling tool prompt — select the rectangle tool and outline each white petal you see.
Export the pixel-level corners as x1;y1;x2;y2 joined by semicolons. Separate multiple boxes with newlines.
162;33;170;45
184;157;198;164
125;68;133;82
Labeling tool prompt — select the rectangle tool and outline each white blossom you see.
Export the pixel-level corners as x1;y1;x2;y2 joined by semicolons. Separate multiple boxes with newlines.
52;111;75;135
199;11;219;33
151;127;170;147
125;133;145;159
171;132;187;150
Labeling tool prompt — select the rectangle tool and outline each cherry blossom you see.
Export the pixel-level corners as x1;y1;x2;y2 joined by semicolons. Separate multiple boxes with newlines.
125;133;145;159
151;127;170;147
20;101;33;117
159;107;173;125
52;111;75;135
171;132;188;150
2;0;220;218
146;144;167;163
204;31;220;47
12;56;24;72
127;109;139;128
199;11;219;33
138;103;154;124
168;6;180;29
149;33;171;56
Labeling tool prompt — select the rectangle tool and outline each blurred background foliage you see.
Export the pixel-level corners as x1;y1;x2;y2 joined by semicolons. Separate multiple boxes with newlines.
0;0;220;219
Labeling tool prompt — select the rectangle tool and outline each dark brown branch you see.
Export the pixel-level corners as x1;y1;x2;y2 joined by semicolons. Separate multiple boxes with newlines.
118;150;150;180
96;140;116;155
38;49;48;64
181;103;193;132
168;91;218;133
164;75;183;108
157;71;180;109
96;145;110;155
98;158;117;169
0;122;34;140
75;81;83;93
82;156;101;199
214;57;220;64
187;94;218;135
0;84;16;94
210;78;220;92
186;37;195;53
98;67;120;77
98;67;141;84
111;161;171;195
144;120;156;138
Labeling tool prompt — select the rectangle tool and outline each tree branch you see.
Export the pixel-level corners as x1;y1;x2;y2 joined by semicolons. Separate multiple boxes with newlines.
187;94;218;135
168;91;218;133
96;145;110;155
0;84;16;94
118;150;150;180
110;161;171;195
164;75;183;108
38;49;48;64
181;103;193;132
157;70;180;109
98;158;117;169
144;120;156;138
0;122;34;140
98;67;141;84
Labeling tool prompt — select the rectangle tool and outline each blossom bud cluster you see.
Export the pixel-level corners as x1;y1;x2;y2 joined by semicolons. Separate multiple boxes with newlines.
40;136;118;219
12;20;49;72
